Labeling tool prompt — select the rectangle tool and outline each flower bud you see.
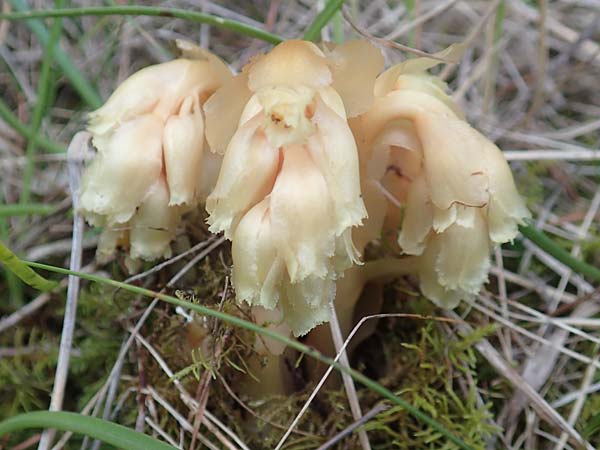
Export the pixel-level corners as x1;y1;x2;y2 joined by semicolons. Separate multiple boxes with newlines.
357;57;530;307
205;40;383;335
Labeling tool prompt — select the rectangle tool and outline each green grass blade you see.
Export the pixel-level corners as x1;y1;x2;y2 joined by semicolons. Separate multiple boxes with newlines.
20;0;64;204
0;241;58;291
332;10;344;44
1;5;284;46
0;202;23;305
519;224;600;282
0;411;175;450
0;203;57;217
23;259;475;450
8;0;103;109
303;0;345;42
0;98;65;153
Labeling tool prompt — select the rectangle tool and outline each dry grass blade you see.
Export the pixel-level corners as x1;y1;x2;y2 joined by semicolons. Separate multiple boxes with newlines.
37;132;88;450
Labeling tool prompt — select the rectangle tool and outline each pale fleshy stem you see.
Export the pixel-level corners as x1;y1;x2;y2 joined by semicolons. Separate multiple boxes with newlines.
360;256;418;283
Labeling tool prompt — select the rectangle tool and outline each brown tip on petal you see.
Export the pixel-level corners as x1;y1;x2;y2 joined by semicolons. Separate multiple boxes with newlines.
248;40;332;91
176;39;233;83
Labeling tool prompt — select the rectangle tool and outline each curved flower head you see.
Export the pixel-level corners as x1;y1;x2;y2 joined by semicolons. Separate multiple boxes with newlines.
205;40;383;336
357;57;530;308
79;43;231;264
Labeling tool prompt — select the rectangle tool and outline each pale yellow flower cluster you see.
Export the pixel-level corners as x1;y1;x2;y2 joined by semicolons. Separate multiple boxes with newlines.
80;42;229;267
79;40;529;335
354;57;531;308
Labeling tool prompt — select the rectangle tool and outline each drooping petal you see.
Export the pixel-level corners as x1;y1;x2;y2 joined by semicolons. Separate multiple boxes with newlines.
434;212;491;294
398;175;432;255
195;148;222;202
353;180;387;252
487;194;529;244
163;94;205;206
206;115;280;236
270;145;335;282
232;199;283;310
416;109;490;211
308;94;367;237
129;176;180;261
80;114;163;225
323;40;384;117
203;72;253;155
417;238;464;309
280;275;334;337
96;226;127;264
248;40;331;91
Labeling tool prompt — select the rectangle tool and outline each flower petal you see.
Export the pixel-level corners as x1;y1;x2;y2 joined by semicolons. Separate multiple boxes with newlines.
203;72;253;155
80;114;163;225
163;94;205;206
270;145;334;282
308;95;367;237
280;275;335;337
323;39;384;117
129;176;180;261
206;115;280;236
89;59;225;134
435;212;491;294
248;40;331;91
418;239;464;309
232;199;283;310
398;175;432;255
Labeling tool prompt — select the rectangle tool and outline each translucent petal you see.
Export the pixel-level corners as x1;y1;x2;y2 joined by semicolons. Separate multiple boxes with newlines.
80;114;163;225
323;39;384;117
203;72;253;154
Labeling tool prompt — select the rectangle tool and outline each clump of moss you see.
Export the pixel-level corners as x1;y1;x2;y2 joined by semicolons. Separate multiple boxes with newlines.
0;283;124;446
133;270;501;449
342;291;500;449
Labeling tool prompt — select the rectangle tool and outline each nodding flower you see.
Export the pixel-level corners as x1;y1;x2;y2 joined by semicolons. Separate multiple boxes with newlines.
79;42;231;265
204;40;383;336
355;56;531;308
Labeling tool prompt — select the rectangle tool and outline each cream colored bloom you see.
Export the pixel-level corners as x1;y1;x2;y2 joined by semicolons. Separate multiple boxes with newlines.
205;40;383;336
79;43;231;264
357;57;530;308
